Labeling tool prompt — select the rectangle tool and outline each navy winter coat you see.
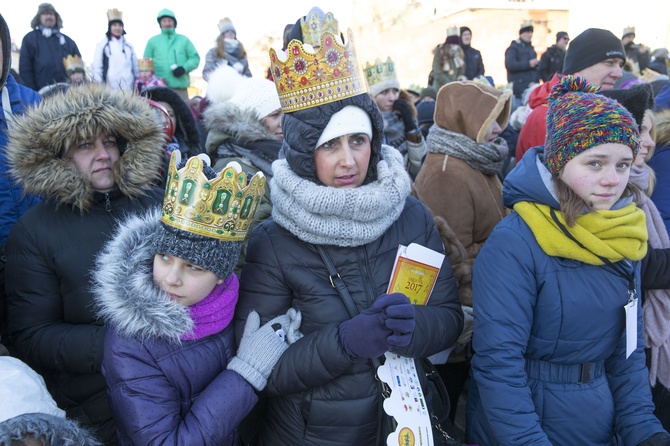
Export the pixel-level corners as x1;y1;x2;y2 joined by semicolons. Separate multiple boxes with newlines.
466;148;667;445
19;29;80;91
505;39;539;98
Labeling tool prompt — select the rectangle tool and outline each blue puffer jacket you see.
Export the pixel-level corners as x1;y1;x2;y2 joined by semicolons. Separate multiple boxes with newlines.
467;148;666;446
0;75;40;246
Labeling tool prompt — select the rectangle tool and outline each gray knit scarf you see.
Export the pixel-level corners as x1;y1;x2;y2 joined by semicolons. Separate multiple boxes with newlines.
271;145;411;247
426;125;508;175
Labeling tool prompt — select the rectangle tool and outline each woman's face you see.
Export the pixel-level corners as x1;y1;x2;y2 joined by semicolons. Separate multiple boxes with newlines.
157;101;177;131
153;254;222;307
634;113;655;167
65;133;120;192
314;133;371;188
374;88;400;113
560;143;634;210
483;120;503;143
260;108;283;140
110;22;124;38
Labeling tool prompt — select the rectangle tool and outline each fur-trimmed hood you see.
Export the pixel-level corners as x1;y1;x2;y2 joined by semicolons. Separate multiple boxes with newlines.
5;83;165;212
92;208;193;343
203;101;276;154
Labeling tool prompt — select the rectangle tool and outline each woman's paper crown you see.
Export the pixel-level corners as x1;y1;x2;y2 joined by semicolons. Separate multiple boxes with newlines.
299;7;339;48
363;57;397;89
161;152;266;241
268;29;367;113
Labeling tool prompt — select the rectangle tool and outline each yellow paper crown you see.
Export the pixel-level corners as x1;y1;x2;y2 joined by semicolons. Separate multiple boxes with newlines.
447;26;459;37
623;26;636;37
268;29;366;113
138;57;154;71
63;55;84;73
107;8;122;22
363;57;397;89
300;7;339;47
161;152;266;241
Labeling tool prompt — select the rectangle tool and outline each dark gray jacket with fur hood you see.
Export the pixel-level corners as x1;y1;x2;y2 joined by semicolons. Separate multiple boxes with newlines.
3;84;165;445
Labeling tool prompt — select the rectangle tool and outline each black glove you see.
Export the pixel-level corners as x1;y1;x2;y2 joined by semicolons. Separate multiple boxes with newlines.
638;432;670;446
172;66;186;77
392;99;418;133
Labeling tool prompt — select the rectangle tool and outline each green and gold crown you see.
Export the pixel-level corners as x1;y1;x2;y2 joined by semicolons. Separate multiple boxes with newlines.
300;7;339;48
161;152;266;241
363;57;397;88
268;28;367;113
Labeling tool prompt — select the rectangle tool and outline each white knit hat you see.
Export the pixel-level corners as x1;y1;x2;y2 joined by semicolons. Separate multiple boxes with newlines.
229;78;281;120
0;357;66;423
316;105;372;148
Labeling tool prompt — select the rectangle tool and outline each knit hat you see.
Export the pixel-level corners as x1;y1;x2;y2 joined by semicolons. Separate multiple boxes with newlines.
30;3;62;30
562;28;626;75
416;101;435;125
230;78;280;120
434;81;512;143
315;105;373;147
418;86;437;102
218;17;236;35
153;157;243;280
602;83;655;127
544;76;640;174
156;8;176;28
556;31;568;43
519;21;533;34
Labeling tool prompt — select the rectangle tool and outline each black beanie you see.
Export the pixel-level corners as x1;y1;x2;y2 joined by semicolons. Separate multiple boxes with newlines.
601;83;655;128
562;28;626;75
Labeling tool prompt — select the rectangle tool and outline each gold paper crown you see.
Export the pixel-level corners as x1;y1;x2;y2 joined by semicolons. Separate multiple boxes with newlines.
138;57;154;71
107;8;122;22
268;29;366;113
363;57;397;89
63;55;84;73
447;26;459;37
623;26;636;37
520;20;533;30
300;7;339;47
161;152;266;241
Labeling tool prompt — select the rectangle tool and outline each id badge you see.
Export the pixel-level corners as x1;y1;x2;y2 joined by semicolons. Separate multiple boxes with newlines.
624;297;638;359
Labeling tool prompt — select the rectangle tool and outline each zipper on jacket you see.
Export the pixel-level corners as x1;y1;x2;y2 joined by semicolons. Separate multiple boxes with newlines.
358;245;377;307
104;193;111;212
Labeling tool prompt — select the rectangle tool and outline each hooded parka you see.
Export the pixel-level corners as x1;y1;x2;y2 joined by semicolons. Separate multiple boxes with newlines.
4;84;165;445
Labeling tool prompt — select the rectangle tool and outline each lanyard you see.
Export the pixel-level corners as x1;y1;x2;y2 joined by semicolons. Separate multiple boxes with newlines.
549;209;636;301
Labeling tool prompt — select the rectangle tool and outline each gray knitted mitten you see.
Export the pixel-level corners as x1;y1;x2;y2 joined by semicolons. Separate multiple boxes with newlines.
228;310;298;390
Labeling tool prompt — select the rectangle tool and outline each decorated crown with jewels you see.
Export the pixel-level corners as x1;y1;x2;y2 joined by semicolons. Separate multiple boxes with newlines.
300;7;339;47
161;152;266;242
63;55;85;74
268;29;367;113
363;57;397;88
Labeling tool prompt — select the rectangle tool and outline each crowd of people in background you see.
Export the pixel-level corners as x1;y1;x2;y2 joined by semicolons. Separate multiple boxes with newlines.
2;3;670;445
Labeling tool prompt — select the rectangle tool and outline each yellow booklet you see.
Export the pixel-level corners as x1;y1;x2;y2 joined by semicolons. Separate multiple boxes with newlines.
387;243;444;305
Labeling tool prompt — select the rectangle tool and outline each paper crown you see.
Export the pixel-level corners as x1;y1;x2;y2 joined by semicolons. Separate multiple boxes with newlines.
520;20;533;32
623;26;636;37
268;29;367;113
364;57;397;89
63;55;84;73
300;7;339;47
161;152;266;242
107;8;122;22
447;26;459;37
138;57;154;71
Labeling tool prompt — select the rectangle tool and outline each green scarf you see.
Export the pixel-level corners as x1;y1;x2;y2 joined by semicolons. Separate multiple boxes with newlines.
514;202;648;264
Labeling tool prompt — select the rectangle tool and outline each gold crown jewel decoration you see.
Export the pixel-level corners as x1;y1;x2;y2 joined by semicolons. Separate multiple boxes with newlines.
63;55;84;73
107;8;123;22
161;152;266;242
300;7;339;48
138;58;154;71
268;29;366;113
364;57;397;88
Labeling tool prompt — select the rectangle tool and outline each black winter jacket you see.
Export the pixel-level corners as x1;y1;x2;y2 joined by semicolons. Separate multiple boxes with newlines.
461;44;485;80
505;39;539;98
235;196;463;445
19;29;80;91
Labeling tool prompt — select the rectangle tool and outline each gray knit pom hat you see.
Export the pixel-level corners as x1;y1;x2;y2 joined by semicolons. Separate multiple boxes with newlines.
153;159;242;280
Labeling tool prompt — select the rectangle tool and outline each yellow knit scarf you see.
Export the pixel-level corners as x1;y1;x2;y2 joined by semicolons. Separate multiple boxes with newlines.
513;202;648;265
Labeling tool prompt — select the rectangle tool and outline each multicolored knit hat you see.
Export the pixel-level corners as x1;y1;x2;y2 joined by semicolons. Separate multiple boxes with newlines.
544;76;640;174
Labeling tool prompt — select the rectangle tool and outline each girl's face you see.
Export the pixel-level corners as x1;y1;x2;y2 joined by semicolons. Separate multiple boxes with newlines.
157;101;177;131
260;108;283;140
374;88;400;113
110;22;124;38
139;69;153;82
314;133;371;188
560;143;634;210
634;113;655;167
153;254;222;307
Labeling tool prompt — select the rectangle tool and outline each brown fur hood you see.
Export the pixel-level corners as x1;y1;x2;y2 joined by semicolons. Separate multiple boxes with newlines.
5;84;165;212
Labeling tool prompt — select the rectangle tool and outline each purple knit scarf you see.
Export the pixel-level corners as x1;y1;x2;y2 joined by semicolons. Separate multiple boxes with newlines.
181;273;239;341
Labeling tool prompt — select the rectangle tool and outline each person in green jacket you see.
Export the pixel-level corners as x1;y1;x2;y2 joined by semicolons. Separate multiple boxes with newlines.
144;9;200;101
